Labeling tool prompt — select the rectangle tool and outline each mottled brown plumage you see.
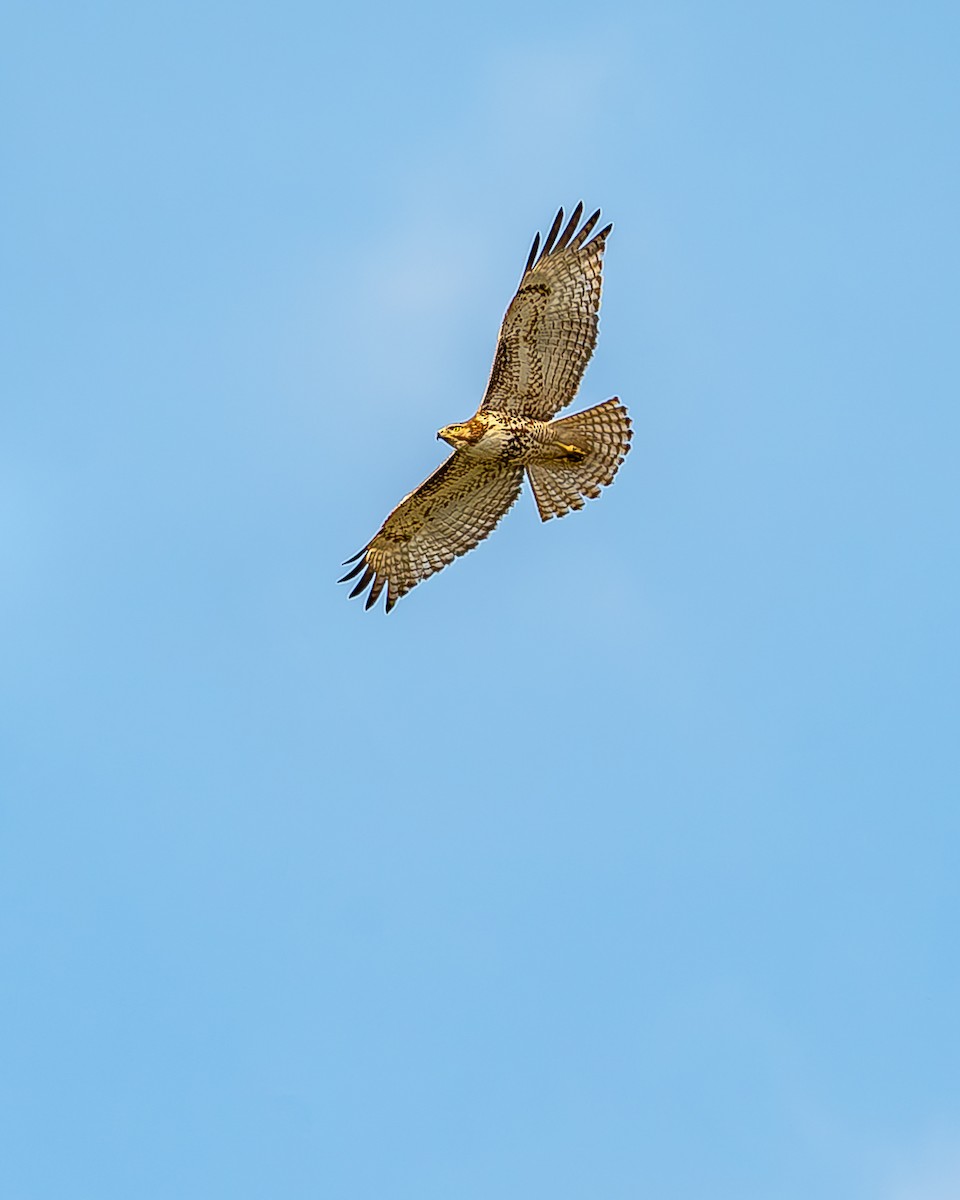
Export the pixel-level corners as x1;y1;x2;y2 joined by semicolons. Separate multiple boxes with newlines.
340;204;631;612
481;204;608;421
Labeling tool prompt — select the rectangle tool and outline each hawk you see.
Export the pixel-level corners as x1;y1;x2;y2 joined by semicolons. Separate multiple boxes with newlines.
340;203;631;612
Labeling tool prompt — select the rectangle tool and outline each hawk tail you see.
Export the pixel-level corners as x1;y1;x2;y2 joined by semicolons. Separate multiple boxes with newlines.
527;398;632;522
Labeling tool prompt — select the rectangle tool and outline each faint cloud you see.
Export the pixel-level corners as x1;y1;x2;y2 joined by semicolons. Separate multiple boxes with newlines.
484;42;616;149
0;454;61;617
883;1130;960;1200
345;216;491;413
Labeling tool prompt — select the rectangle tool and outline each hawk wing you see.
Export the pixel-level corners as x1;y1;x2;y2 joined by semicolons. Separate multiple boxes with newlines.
339;454;525;612
480;203;611;421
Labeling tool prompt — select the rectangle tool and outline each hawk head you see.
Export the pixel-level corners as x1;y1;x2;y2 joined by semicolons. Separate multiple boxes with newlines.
437;418;484;450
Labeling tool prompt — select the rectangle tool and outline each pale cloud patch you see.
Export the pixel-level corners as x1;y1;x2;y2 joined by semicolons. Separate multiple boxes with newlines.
329;210;496;432
0;452;64;621
482;42;619;154
883;1131;960;1200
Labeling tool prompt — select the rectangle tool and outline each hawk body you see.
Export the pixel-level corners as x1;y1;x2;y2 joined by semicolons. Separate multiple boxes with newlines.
438;409;569;462
341;204;631;612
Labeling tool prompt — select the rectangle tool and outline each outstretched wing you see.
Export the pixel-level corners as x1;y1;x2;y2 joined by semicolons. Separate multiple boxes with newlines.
340;454;525;612
480;203;611;421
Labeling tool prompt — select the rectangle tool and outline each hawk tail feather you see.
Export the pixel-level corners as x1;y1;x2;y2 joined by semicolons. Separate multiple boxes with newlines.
527;398;632;522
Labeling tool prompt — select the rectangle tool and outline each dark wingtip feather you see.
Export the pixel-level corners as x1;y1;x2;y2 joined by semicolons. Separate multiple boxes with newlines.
364;575;386;611
341;547;366;565
537;206;565;264
554;201;584;253
348;565;375;600
338;556;368;584
524;232;541;274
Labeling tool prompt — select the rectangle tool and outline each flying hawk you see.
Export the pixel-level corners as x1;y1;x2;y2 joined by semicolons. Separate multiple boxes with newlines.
340;203;631;612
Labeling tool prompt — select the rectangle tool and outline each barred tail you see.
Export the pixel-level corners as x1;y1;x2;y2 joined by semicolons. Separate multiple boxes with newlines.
526;397;632;521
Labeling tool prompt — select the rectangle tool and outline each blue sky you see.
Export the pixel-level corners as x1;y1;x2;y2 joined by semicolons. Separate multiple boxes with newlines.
2;2;959;1197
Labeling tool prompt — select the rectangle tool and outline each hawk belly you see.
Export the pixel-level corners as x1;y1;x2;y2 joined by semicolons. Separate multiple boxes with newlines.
453;411;543;462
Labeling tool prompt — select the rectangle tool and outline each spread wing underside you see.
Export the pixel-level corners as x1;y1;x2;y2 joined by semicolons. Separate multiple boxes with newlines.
340;454;525;612
480;203;611;421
